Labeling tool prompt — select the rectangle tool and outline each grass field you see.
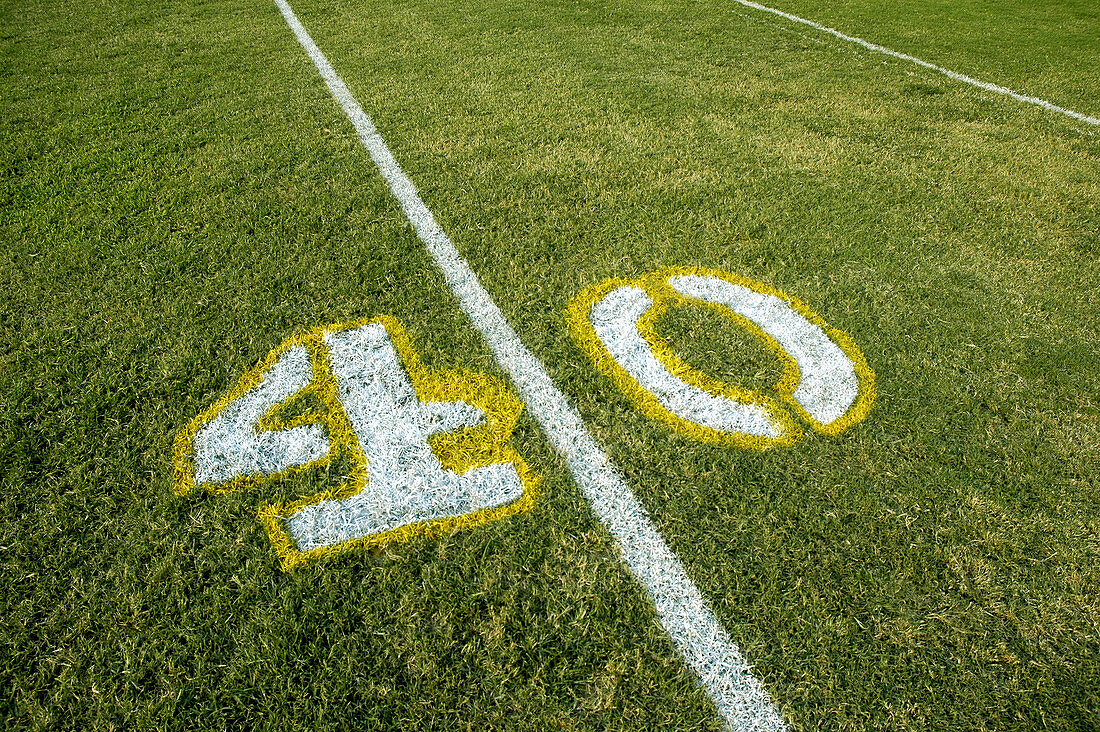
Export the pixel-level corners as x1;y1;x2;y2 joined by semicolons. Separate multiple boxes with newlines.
2;0;1099;729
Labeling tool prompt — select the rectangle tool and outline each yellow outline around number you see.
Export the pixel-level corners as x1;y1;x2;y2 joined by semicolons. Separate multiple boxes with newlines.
567;266;875;449
172;330;350;498
174;316;539;571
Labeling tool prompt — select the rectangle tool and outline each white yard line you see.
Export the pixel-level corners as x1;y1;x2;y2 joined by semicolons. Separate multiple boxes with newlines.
272;0;786;729
729;0;1099;126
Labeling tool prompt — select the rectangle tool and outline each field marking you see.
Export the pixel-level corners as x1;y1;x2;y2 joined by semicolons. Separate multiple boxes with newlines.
189;344;330;487
272;0;786;729
177;315;539;570
567;267;875;450
729;0;1100;126
274;316;539;567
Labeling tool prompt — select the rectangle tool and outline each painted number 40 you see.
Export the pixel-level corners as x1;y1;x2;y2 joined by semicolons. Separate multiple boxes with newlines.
175;266;874;569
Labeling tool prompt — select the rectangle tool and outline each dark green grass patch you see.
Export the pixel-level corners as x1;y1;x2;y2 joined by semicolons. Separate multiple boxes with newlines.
2;0;1099;729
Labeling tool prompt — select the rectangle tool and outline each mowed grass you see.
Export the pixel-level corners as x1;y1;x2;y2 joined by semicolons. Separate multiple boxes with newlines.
1;0;1098;730
741;0;1100;117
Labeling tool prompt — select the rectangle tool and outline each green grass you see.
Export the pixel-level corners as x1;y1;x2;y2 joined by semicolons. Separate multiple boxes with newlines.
2;0;1098;729
740;0;1100;117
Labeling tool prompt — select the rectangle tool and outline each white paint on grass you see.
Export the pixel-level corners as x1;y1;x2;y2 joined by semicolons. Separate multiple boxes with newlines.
271;0;787;728
287;322;525;552
591;284;782;436
192;345;329;487
729;0;1099;127
669;274;858;426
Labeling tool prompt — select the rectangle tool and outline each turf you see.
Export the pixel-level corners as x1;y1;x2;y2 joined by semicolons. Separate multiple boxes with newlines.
738;0;1100;115
2;0;1098;729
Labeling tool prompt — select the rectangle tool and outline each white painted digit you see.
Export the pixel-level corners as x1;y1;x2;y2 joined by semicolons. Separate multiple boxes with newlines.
178;317;538;566
569;267;875;447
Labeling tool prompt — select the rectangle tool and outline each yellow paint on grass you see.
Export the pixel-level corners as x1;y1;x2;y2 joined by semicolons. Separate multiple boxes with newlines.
175;316;538;571
567;266;875;448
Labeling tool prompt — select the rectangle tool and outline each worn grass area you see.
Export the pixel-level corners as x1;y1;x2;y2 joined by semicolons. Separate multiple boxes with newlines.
2;0;1098;729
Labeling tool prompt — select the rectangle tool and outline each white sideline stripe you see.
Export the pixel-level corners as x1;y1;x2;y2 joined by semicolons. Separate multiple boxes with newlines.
729;0;1100;127
272;0;786;729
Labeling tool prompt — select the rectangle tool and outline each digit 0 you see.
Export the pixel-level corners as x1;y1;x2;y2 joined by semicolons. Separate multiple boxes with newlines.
567;267;875;448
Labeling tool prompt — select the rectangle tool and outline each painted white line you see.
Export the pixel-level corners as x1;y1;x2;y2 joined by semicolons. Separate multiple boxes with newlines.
272;0;786;729
729;0;1100;127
